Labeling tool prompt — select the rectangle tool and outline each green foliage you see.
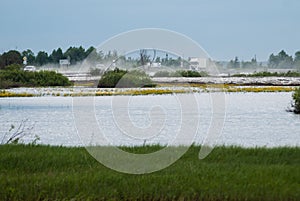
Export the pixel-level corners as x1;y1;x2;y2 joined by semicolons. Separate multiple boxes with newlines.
292;88;300;114
0;145;299;200
268;50;294;68
49;48;64;63
98;68;126;88
175;70;209;77
294;51;300;70
232;71;300;77
0;50;22;69
4;64;23;71
0;66;72;89
35;51;49;66
64;46;86;64
0;46;99;68
154;70;209;77
22;49;35;64
98;68;155;88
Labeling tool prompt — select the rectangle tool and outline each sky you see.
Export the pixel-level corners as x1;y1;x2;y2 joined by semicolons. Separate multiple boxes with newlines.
0;0;299;61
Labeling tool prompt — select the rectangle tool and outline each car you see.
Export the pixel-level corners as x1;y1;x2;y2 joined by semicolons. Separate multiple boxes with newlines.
24;66;36;72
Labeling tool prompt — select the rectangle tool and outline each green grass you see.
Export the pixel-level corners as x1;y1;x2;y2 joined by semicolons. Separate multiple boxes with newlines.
0;145;299;200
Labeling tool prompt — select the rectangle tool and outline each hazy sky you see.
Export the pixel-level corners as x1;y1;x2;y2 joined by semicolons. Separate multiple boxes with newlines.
0;0;299;61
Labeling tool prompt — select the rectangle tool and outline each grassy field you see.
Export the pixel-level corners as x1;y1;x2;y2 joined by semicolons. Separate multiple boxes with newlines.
0;145;299;201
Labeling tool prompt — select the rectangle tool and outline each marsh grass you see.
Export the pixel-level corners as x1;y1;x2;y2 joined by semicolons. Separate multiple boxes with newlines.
0;86;295;98
0;90;34;97
0;145;299;200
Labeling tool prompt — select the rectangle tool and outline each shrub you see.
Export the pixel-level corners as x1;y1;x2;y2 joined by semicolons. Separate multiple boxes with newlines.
232;71;300;77
0;66;72;89
178;70;196;77
292;88;300;114
4;64;23;71
98;68;155;88
153;70;208;77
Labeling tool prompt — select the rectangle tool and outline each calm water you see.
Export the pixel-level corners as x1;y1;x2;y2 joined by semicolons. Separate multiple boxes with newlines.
0;92;299;147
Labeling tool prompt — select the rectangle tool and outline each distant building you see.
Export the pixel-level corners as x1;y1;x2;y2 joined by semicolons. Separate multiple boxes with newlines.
59;59;70;67
189;58;207;71
147;62;161;68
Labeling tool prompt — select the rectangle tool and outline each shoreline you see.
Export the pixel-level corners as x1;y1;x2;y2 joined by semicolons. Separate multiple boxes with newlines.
1;79;298;97
152;76;300;86
0;86;296;97
69;76;300;86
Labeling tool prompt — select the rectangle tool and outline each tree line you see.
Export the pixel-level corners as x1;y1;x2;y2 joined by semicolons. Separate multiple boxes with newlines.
1;47;300;70
0;48;190;70
0;46;98;69
227;50;300;69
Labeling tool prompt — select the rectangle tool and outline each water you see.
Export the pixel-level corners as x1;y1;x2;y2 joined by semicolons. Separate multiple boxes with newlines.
0;92;299;147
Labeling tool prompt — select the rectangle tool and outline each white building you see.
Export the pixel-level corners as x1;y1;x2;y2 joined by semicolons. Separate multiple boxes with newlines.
147;62;161;68
189;58;207;71
59;59;70;67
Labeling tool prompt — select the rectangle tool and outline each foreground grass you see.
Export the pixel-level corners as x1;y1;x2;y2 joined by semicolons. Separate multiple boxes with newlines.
0;145;299;201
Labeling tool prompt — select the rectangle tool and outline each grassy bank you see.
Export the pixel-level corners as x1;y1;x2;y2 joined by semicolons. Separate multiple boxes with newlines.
0;145;299;200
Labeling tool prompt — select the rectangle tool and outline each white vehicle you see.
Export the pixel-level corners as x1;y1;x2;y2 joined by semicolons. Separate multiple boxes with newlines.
24;66;36;72
96;64;105;69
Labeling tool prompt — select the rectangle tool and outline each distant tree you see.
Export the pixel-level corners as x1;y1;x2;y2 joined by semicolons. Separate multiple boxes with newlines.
22;49;35;65
227;56;240;68
278;50;293;68
85;46;96;58
0;54;2;68
0;50;22;69
155;57;161;63
64;46;86;64
227;60;234;69
251;56;257;65
138;49;150;66
294;51;300;69
35;51;49;66
241;56;258;68
84;47;103;64
268;53;278;68
234;57;240;68
49;48;64;64
268;50;293;68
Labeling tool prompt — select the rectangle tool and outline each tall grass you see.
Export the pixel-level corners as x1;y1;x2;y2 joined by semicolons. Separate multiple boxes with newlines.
292;87;300;113
0;145;299;200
